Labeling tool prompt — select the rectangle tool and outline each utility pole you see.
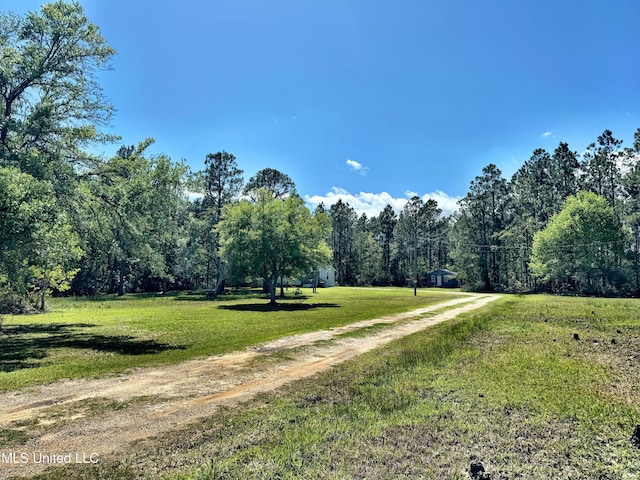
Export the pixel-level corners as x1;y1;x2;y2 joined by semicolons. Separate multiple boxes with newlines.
413;216;419;296
413;243;418;296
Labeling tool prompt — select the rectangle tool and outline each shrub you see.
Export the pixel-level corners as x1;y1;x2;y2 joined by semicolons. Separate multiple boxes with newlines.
0;290;35;314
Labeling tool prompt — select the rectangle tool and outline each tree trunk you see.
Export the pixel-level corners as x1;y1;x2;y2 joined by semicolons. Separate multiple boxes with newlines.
214;277;226;297
118;258;126;296
39;283;47;311
213;260;226;297
269;276;277;305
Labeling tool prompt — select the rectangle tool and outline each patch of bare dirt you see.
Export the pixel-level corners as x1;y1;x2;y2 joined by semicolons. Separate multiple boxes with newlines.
0;293;498;479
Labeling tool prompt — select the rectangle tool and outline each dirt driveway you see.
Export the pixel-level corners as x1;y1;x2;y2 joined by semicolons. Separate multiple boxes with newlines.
0;293;498;479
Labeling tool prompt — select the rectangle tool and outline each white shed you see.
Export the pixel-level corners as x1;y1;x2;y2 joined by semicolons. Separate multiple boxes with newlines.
296;266;335;288
317;266;335;287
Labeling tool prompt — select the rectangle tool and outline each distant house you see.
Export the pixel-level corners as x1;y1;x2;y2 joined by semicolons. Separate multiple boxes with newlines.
293;266;335;288
426;269;458;287
317;266;335;287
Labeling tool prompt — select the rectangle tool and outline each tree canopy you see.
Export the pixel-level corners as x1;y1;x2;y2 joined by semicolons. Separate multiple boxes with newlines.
6;2;640;307
0;1;116;179
218;190;331;304
530;191;627;295
0;1;117;310
243;168;296;200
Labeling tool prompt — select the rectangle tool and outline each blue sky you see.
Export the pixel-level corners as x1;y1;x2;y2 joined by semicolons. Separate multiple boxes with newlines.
5;1;640;216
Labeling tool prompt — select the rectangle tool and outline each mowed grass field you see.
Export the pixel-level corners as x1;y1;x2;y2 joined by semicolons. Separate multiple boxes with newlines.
31;293;639;480
0;287;464;392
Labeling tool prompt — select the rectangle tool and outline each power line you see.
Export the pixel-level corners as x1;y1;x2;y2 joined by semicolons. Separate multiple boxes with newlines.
446;238;628;251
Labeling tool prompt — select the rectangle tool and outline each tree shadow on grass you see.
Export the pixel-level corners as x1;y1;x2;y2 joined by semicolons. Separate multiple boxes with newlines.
0;323;96;335
218;302;340;312
0;323;184;373
58;292;180;303
173;291;315;303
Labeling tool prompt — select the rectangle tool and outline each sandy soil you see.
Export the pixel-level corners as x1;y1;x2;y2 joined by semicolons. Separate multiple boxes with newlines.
0;293;498;479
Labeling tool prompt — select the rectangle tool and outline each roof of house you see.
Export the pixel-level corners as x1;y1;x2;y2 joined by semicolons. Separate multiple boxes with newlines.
426;269;457;276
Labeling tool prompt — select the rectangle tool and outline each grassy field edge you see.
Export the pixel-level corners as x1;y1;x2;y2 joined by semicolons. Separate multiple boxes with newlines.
0;288;467;392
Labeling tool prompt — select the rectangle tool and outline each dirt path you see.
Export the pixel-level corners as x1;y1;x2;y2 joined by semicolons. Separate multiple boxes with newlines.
0;293;499;479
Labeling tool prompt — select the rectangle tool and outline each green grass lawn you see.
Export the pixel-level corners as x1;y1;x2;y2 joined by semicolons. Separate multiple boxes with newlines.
42;293;637;480
0;287;464;392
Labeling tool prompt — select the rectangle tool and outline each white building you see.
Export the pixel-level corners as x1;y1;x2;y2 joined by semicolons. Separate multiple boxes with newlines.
294;266;335;288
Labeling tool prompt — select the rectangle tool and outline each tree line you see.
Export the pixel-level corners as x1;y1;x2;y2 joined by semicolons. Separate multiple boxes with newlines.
451;129;640;296
315;126;640;298
2;2;640;316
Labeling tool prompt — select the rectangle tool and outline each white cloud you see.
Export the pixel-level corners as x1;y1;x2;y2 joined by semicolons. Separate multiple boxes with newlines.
346;159;362;169
541;131;553;138
305;188;461;218
420;190;462;217
613;150;638;176
184;190;204;201
346;159;369;175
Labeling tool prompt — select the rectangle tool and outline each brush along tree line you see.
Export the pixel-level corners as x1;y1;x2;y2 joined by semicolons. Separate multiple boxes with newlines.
1;2;639;315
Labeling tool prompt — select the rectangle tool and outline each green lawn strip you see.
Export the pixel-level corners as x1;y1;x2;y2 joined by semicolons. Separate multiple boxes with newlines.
53;293;637;480
0;288;464;391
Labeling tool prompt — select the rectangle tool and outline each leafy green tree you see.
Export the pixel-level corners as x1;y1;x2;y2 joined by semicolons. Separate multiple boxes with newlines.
29;213;82;310
69;182;120;295
431;215;453;273
171;200;209;290
622;161;640;294
389;198;444;289
581;130;623;215
329;199;358;285
243;167;295;200
0;166;53;305
503;149;555;290
418;199;443;274
0;2;116;306
201;151;243;296
634;127;640;153
498;143;581;291
621;128;640;294
0;167;82;310
530;191;627;294
144;153;189;292
375;204;397;285
218;190;331;305
396;196;442;293
0;1;116;180
353;214;383;286
238;167;296;293
453;164;508;291
81;139;187;295
512;149;556;224
551;142;580;201
391;216;410;286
